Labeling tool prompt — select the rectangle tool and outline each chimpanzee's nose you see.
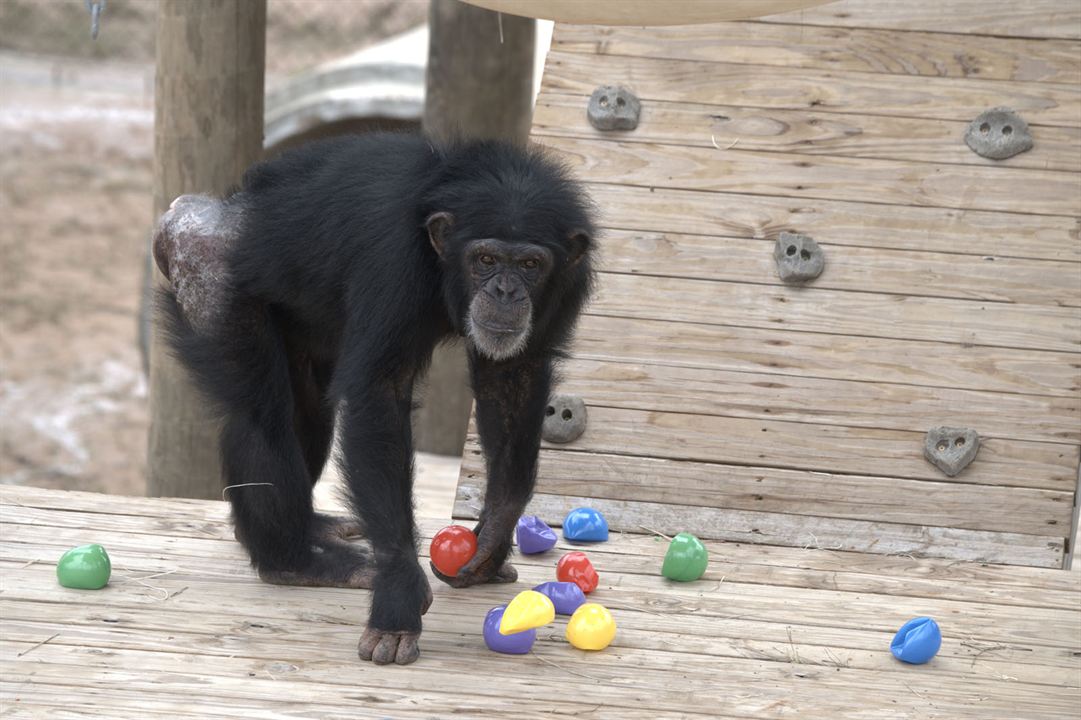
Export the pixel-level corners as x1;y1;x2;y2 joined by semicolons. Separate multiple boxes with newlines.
494;274;520;302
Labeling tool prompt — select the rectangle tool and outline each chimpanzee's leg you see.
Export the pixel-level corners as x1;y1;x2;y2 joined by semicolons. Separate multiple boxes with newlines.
156;194;367;585
429;353;553;588
223;313;373;589
339;376;433;665
285;347;363;541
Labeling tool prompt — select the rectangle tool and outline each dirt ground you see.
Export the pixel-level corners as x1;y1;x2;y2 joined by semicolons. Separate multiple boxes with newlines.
0;0;427;496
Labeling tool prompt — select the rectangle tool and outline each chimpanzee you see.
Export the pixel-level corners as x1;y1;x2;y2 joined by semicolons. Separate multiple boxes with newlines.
154;133;595;665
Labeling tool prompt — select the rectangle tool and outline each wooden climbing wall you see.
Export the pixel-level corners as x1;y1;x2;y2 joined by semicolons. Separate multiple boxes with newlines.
454;0;1081;569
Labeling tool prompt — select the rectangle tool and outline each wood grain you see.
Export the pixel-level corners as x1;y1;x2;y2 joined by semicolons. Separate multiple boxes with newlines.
542;50;1081;126
455;481;1063;568
759;0;1081;40
590;272;1081;353
468;406;1079;490
572;315;1081;398
553;22;1081;84
595;227;1081;307
550;358;1080;444
542;134;1081;216
147;0;266;500
578;184;1080;263
459;450;1073;535
533;93;1081;173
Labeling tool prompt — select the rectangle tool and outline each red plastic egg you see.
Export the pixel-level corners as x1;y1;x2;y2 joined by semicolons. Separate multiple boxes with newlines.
430;525;477;577
557;551;599;593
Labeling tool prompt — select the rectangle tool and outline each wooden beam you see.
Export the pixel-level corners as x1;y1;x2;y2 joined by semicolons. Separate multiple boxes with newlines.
147;0;266;498
413;0;535;455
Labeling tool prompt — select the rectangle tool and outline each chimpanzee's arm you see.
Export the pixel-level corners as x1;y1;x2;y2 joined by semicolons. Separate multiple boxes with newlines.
431;352;553;587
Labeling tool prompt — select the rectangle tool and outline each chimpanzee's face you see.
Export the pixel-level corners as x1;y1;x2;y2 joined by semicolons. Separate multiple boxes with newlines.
461;237;554;360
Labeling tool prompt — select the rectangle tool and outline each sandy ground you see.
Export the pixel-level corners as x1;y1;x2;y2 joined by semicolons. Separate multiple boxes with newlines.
0;1;439;498
0;51;153;495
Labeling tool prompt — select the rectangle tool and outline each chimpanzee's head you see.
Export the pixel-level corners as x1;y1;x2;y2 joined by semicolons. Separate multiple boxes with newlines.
425;142;595;361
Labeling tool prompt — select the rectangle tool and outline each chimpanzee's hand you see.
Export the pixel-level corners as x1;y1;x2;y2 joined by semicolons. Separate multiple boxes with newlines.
429;518;518;588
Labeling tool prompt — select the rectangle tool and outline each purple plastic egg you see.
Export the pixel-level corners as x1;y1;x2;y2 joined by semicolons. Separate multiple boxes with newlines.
533;581;587;615
483;605;536;654
516;515;558;554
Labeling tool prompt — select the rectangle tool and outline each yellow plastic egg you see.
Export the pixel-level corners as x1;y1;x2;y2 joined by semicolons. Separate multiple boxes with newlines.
565;602;616;650
499;590;555;635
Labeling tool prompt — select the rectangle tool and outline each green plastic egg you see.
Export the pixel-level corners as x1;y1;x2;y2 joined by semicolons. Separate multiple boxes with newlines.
661;532;708;582
57;544;111;589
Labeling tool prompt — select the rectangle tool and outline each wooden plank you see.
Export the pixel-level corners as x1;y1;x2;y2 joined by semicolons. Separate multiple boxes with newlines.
572;315;1081;398
2;611;1073;690
542;51;1081;126
464;447;1072;536
2;531;1072;654
552;22;1081;84
2;582;1077;686
595;227;1081;307
581;184;1080;263
4;485;1078;594
590;272;1081;353
542;134;1081;217
1;531;1076;658
148;0;266;500
758;0;1081;40
6;638;1078;720
473;407;1079;491
455;481;1062;567
552;358;1080;444
533;93;1081;173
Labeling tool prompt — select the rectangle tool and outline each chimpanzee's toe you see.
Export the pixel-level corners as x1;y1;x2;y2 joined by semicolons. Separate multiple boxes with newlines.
358;628;421;665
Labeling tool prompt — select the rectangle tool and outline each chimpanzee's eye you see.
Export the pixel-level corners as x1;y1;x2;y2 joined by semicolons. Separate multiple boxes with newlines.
479;255;496;266
521;258;539;269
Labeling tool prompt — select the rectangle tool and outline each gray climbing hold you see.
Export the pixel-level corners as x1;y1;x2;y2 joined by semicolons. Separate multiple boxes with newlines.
587;86;640;131
773;232;825;283
923;427;980;477
964;108;1033;160
543;395;587;444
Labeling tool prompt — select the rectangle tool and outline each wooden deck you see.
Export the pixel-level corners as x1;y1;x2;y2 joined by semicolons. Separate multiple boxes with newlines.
2;485;1079;718
457;0;1081;569
3;1;1080;717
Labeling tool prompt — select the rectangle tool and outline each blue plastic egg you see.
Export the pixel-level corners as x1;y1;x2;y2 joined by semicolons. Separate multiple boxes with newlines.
562;507;609;542
890;616;941;664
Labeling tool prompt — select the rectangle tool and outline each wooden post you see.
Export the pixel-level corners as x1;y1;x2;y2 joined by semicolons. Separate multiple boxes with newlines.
147;0;266;498
415;0;535;455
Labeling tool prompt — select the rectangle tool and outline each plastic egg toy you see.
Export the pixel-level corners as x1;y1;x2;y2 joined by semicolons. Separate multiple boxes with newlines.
483;606;535;654
890;617;942;664
557;551;599;593
516;515;558;554
499;590;555;635
566;603;616;651
56;544;111;590
429;525;477;577
533;581;586;615
562;507;609;542
661;532;708;582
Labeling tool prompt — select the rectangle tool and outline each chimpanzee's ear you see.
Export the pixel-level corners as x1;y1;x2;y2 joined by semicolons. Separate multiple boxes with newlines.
426;212;453;258
566;230;591;267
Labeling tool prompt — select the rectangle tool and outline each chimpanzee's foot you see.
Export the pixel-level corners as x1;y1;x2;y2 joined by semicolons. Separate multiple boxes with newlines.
357;628;421;665
312;512;365;541
258;541;375;589
430;560;518;588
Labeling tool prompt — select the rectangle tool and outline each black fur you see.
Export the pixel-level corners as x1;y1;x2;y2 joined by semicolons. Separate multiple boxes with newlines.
159;132;594;660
